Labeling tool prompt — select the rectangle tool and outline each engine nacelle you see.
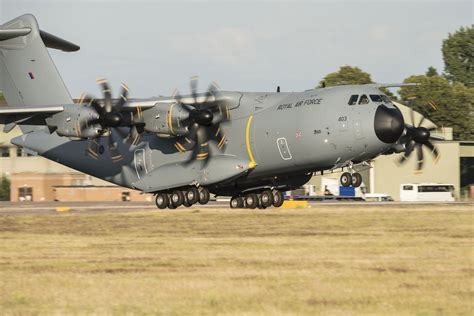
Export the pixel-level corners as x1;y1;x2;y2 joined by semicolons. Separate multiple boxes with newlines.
142;102;189;136
45;105;102;139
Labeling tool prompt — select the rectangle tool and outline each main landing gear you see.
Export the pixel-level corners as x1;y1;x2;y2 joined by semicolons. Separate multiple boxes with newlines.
155;187;210;209
230;189;284;209
340;172;363;188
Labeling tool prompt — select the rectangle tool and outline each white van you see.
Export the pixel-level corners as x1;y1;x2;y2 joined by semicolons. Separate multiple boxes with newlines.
400;183;455;202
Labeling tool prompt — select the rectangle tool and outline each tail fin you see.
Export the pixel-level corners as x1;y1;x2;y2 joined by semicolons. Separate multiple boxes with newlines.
0;14;79;107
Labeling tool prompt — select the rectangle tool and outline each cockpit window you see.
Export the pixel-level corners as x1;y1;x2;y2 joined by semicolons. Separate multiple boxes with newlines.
348;95;359;105
358;94;369;105
380;95;391;103
370;95;383;102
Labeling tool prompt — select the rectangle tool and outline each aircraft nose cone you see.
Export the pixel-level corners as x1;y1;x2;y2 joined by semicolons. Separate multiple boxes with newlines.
374;105;404;143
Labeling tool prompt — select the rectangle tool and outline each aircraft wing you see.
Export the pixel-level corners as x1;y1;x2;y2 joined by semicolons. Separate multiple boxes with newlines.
0;105;65;132
132;155;252;193
0;105;64;115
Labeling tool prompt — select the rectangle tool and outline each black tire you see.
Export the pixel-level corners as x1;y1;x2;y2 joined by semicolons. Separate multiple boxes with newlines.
245;193;258;209
168;203;177;210
170;190;184;207
198;188;210;205
272;191;284;207
340;172;352;187
155;193;169;209
186;187;199;205
230;196;244;209
260;190;274;208
351;173;363;187
183;200;192;207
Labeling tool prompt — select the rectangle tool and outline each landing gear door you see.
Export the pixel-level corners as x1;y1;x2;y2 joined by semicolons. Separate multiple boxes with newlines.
134;149;148;179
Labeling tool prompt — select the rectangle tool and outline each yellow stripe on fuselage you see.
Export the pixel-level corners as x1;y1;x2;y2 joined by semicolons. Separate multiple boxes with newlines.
246;115;256;169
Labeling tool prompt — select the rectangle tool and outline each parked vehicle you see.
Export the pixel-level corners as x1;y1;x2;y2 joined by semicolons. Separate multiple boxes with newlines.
364;193;394;202
400;183;455;202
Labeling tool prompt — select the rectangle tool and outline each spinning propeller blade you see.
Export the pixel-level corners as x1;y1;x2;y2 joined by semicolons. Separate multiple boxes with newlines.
80;80;142;162
170;77;230;162
397;108;441;172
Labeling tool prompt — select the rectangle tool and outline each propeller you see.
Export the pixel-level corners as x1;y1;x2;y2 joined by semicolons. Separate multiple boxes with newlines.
397;108;440;172
79;79;143;162
171;77;230;161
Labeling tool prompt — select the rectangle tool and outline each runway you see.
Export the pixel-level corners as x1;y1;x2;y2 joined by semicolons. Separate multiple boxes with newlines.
0;200;471;216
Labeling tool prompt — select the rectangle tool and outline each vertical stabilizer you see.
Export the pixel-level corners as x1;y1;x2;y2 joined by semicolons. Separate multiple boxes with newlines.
0;14;78;107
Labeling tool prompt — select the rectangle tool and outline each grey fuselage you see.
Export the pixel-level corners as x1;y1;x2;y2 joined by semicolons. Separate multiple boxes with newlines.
13;84;401;196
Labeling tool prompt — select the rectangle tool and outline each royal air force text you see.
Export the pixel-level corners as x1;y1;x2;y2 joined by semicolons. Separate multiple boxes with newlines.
276;98;323;111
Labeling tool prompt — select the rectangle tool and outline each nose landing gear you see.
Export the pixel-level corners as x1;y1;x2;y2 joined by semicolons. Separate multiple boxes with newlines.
340;172;363;188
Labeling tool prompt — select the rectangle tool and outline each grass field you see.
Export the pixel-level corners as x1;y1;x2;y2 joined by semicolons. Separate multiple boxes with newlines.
0;204;472;315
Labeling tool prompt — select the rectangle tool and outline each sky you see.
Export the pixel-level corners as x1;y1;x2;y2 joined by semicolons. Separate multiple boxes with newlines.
1;0;472;98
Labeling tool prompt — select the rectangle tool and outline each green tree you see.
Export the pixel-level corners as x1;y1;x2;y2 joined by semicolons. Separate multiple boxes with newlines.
399;75;474;140
318;65;397;100
426;66;439;77
442;25;474;84
319;66;372;87
0;174;10;201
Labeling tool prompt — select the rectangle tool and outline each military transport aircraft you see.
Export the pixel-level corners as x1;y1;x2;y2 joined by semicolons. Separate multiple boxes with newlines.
0;14;441;209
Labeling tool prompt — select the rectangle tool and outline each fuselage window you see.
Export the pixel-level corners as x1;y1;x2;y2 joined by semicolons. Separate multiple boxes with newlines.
370;95;383;102
358;94;369;105
348;95;359;105
380;95;391;103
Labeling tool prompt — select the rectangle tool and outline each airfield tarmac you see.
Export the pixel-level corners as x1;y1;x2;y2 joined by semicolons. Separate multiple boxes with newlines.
0;200;471;215
0;201;472;314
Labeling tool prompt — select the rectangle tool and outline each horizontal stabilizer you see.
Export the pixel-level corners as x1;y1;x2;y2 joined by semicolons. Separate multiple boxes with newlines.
39;30;80;52
133;155;251;193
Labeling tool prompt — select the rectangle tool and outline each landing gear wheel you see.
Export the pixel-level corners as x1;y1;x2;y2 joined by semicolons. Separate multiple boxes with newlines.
351;172;362;188
245;193;258;209
198;187;210;205
168;203;177;210
260;190;274;208
170;190;184;207
155;193;169;209
272;190;284;207
183;200;192;207
185;187;199;205
230;196;244;209
340;172;352;187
